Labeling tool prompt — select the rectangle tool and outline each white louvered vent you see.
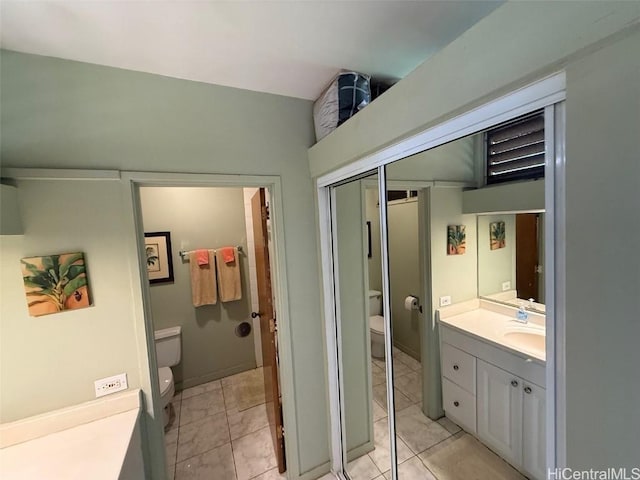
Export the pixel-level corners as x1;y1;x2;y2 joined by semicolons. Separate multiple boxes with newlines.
486;111;545;184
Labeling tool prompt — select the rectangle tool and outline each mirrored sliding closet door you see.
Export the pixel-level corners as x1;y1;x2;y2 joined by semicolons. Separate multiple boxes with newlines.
325;100;560;480
384;138;482;480
330;170;395;479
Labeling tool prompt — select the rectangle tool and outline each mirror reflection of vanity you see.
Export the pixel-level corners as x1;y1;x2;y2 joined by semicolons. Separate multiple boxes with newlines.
477;211;545;313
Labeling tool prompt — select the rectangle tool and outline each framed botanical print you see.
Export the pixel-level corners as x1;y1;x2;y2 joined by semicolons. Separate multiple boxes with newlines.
144;231;174;284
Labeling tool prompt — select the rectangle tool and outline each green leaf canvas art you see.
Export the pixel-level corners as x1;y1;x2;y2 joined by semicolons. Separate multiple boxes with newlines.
490;221;506;250
447;225;466;255
21;252;92;316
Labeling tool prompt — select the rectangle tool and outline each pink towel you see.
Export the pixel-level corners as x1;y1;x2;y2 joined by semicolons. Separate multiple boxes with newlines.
220;247;235;264
195;249;209;266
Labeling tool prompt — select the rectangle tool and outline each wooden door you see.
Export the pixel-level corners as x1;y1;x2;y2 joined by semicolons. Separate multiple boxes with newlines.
251;188;286;473
477;359;523;467
522;382;546;480
516;214;539;301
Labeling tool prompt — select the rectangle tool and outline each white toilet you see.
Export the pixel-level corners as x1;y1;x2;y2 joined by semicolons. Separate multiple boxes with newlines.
368;290;386;359
154;326;182;427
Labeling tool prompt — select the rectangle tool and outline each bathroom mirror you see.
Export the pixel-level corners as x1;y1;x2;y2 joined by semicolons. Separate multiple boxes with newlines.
477;212;545;312
383;137;481;479
331;170;393;476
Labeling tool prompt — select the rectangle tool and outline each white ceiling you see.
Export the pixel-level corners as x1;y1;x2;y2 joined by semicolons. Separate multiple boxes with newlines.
0;1;502;100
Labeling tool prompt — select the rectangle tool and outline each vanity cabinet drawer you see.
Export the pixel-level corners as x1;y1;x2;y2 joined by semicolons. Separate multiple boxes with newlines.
442;378;476;434
441;343;476;394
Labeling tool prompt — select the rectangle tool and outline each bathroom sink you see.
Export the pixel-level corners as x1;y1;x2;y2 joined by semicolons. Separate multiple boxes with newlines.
503;328;546;355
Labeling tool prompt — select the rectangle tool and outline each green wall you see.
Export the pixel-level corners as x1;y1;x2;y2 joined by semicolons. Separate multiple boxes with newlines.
477;214;516;297
385;136;476;183
0;50;328;478
564;30;640;468
140;187;256;389
0;184;23;235
429;188;478;307
387;200;421;359
462;180;545;214
0;180;142;422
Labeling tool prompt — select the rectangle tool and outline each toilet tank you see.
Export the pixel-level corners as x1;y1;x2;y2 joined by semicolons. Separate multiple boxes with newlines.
154;326;182;368
368;290;382;316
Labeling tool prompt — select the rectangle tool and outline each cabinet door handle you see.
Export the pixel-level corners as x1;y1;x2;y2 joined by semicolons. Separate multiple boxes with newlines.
453;401;460;407
453;364;459;371
511;380;519;387
524;386;532;394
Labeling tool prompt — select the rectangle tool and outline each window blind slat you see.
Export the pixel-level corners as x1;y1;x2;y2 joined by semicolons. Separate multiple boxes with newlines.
488;154;545;175
489;143;545;166
489;117;545;144
486;111;545;184
488;130;545;156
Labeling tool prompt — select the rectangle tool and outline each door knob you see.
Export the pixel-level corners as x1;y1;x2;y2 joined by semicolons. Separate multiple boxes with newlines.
251;312;262;318
453;401;460;407
524;386;532;394
511;380;519;387
453;364;459;371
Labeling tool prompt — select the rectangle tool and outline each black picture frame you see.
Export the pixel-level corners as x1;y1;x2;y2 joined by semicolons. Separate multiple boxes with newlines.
144;231;174;284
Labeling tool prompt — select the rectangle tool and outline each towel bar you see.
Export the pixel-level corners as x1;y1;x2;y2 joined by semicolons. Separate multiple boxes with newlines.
179;245;243;260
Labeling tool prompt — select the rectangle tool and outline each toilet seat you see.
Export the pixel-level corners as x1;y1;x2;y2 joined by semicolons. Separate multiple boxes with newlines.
158;367;174;397
369;315;385;335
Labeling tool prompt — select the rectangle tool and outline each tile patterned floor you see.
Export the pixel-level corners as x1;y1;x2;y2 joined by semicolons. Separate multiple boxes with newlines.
165;367;287;480
346;347;526;480
165;349;524;480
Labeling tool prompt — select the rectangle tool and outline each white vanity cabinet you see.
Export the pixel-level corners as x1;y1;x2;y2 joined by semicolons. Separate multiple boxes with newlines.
522;381;546;480
440;323;546;480
441;343;477;434
477;358;546;479
477;359;523;467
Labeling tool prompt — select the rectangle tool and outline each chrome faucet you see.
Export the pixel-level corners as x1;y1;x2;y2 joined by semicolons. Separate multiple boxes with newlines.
515;304;529;323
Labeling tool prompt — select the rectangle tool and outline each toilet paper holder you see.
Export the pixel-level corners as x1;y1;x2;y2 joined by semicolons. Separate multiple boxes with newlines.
405;295;422;313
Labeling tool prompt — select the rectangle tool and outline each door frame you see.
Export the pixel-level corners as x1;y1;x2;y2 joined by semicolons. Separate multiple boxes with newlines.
121;172;299;479
316;72;566;479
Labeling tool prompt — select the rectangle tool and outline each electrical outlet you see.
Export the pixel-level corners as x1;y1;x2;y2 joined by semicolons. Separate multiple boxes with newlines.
94;373;128;398
502;281;511;291
439;295;452;307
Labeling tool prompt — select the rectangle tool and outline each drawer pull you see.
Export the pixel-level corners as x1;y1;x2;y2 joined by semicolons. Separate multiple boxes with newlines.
453;401;460;407
524;386;532;394
511;380;519;387
453;364;459;371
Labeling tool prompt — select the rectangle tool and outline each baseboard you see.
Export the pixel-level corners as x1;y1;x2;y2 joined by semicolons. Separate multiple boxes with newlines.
296;460;332;480
393;341;420;361
176;361;257;391
346;440;375;462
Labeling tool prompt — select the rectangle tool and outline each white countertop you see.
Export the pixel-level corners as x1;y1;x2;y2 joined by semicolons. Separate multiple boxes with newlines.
438;299;546;364
0;390;142;480
1;409;140;480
